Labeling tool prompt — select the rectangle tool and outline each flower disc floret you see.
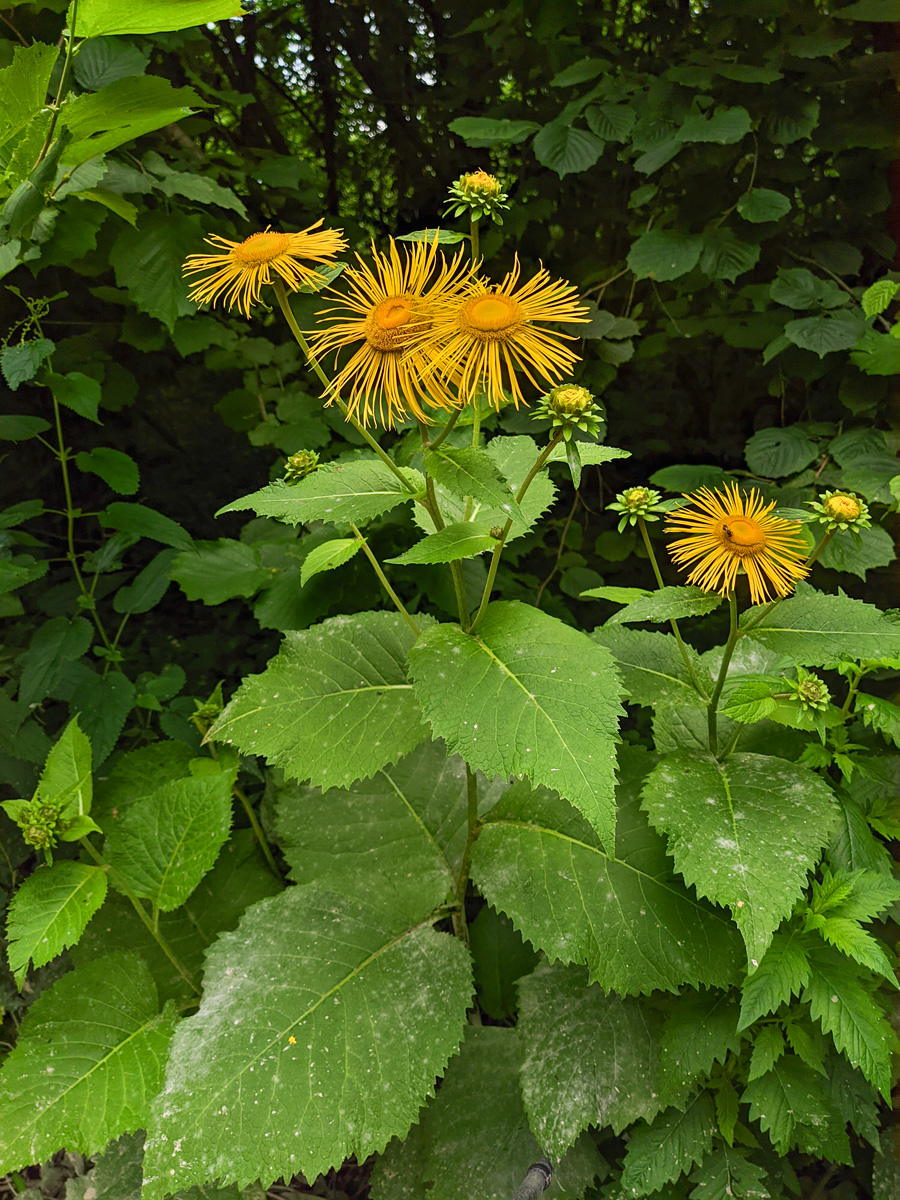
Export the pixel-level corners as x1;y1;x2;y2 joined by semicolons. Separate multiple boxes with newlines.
666;482;809;605
808;490;871;533
418;258;589;409
183;222;347;316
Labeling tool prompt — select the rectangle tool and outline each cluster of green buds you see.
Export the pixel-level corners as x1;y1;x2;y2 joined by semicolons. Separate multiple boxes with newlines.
191;682;225;737
807;490;871;535
9;798;62;850
786;668;831;712
532;384;603;442
444;169;510;225
284;449;320;483
608;485;666;532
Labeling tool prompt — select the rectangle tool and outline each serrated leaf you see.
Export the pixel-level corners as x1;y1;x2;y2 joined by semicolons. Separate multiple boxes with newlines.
586;103;637;141
447;117;539;146
544;442;630;465
104;772;232;910
861;279;899;318
825;868;900;922
300;537;362;584
60;76;203;166
47;371;102;423
744;426;819;477
741;587;900;666
141;884;472;1196
110;208;204;331
658;989;743;1106
65;1131;143;1200
409;601;624;850
157;171;247;219
6;861;107;987
804;947;896;1097
75;447;140;494
699;228;761;282
533;123;604;177
99;500;192;549
0;414;52;440
642;751;836;965
817;524;896;580
816;917;896;981
593;626;712;709
689;1148;771;1200
18;616;93;709
471;748;743;994
112;550;176;618
742;1055;839;1155
748;1024;785;1081
769;267;845;310
0;953;177;1175
469;905;538;1020
738;932;812;1029
171;539;271;604
850;328;900;375
785;313;866;357
620;1093;717;1197
678;105;751;144
518;960;662;1155
1;338;55;391
72;38;149;90
627;230;703;281
274;739;507;920
606;585;722;625
219;461;422;527
422;446;524;526
74;0;242;37
581;586;651;603
209;611;430;789
389;523;497;565
736;188;791;223
0;42;58;147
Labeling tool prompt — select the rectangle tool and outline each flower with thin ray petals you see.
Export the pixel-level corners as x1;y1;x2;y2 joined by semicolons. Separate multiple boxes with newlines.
666;482;809;605
183;222;347;317
306;236;475;427
417;257;589;409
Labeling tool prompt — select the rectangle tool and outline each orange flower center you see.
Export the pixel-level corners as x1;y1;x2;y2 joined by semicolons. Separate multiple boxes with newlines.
716;515;765;556
364;297;419;352
459;293;524;340
232;231;292;265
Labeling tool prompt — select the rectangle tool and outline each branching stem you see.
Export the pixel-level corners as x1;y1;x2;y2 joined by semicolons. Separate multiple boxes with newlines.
637;517;709;701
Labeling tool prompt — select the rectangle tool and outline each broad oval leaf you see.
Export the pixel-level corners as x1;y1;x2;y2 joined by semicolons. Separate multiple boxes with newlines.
141;885;472;1196
74;0;242;37
6;861;107;987
532;123;604;177
409;601;624;850
642;751;837;965
593;626;713;709
422;446;524;527
447;117;539;146
627;230;703;282
736;188;792;223
471;749;743;994
0;953;176;1175
209;611;431;788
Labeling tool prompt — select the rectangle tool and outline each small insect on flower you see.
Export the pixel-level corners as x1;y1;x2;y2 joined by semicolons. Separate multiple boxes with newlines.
183;222;347;317
666;482;809;605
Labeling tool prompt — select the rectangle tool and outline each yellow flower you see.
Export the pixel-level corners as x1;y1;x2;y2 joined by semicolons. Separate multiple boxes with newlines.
417;258;589;408
306;236;474;427
665;483;808;605
183;223;347;317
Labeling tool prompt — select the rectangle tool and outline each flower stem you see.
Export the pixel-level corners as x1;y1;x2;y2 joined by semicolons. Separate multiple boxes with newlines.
428;406;463;452
469;215;480;265
470;430;564;632
271;279;412;491
233;785;283;881
741;528;837;632
637;516;709;702
350;523;420;637
417;422;470;627
708;590;740;756
80;837;200;996
34;0;77;168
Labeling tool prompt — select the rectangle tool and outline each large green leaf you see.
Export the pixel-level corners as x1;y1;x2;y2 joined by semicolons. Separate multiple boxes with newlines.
6;860;107;987
386;1026;603;1200
422;447;524;527
688;1148;771;1200
738;931;812;1030
209;611;430;788
740;588;900;666
593;626;712;708
0;953;177;1175
517;960;662;1156
804;946;896;1097
109;209;204;331
409;601;624;850
471;748;742;994
605;585;722;625
170;540;272;605
619;1094;717;1196
533;122;605;177
60;76;204;165
74;0;242;36
742;1055;845;1157
218;461;423;527
274;739;507;920
447;117;539;146
141;884;472;1196
627;230;703;281
104;772;232;911
744;426;819;477
0;43;58;147
658;989;743;1106
677;105;751;144
389;523;498;565
642;752;836;965
38;715;93;814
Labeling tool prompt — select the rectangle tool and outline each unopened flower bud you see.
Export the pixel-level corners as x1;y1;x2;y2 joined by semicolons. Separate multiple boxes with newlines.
608;485;664;531
794;672;830;711
285;449;320;483
489;525;504;539
824;494;861;522
807;490;871;533
445;170;510;225
532;384;603;441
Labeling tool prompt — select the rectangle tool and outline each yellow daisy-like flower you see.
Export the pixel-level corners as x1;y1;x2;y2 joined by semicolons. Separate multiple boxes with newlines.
666;483;809;605
417;257;589;409
183;222;347;317
306;236;474;427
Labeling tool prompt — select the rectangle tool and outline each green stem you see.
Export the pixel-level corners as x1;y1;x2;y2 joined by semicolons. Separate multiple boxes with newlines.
80;837;200;995
34;0;77;167
469;215;480;265
350;523;420;637
271;279;412;491
428;406;463;452
840;668;862;719
417;422;470;626
637;516;709;702
233;785;283;881
708;591;740;756
720;725;743;759
805;527;836;569
742;528;837;632
470;430;564;632
452;765;480;946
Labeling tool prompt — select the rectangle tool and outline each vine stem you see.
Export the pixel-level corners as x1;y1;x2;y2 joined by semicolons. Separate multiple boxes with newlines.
271;279;412;491
80;837;201;996
637;516;710;702
34;0;77;168
470;430;565;632
233;785;283;881
708;590;740;756
349;523;420;636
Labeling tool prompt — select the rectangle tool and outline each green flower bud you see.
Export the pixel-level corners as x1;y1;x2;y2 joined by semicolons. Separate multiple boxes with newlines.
531;384;603;441
444;170;510;224
807;490;871;533
284;449;320;483
608;485;664;531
